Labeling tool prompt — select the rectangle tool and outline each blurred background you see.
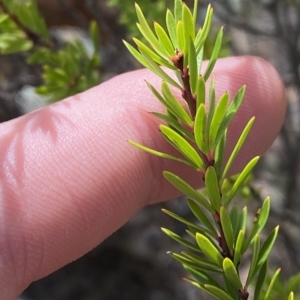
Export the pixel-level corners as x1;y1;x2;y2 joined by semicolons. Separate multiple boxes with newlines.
0;0;299;299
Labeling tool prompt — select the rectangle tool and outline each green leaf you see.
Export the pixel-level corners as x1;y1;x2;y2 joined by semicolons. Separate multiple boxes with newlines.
223;258;243;289
220;206;234;255
229;205;239;239
184;266;223;288
196;233;223;267
192;0;199;25
206;77;216;137
264;268;281;300
161;228;200;252
154;22;175;56
146;82;189;123
140;49;181;88
174;0;183;23
257;197;271;234
205;167;221;211
152;112;195;141
123;39;153;69
214;130;226;181
287;273;300;295
246;234;260;285
166;10;177;48
243;207;261;253
162;209;212;236
204;284;235;300
239;207;248;233
233;230;245;266
288;292;294;300
225;156;260;206
163;171;212;211
194;104;209;154
161;81;193;125
196;75;206;109
203;27;223;81
254;260;268;300
187;199;218;237
214;86;246;150
222;117;255;179
195;5;213;54
188;40;198;93
182;3;194;55
128;140;195;168
135;3;168;59
133;37;175;69
182;251;221;269
160;125;204;169
256;226;279;272
176;20;184;52
209;92;229;151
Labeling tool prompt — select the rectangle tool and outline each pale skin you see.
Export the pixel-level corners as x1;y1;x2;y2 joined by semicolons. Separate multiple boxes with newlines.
0;56;286;299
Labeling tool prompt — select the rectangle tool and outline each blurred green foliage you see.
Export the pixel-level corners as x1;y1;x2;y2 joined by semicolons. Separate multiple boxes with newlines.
0;0;101;102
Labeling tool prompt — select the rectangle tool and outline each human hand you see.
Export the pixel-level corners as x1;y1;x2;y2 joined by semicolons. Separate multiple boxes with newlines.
0;56;285;300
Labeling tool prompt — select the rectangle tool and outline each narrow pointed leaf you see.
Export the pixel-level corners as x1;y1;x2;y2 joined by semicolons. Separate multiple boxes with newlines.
205;167;221;211
196;233;223;267
176;20;184;51
254;260;268;300
152;112;195;141
223;275;239;299
161;228;200;252
195;5;213;53
256;226;279;271
161;81;193;125
194;104;209;154
182;251;220;268
230;205;239;239
166;10;177;48
187;199;218;237
184;266;223;288
239;207;248;233
188;40;198;93
246;234;260;285
182;3;194;55
203;27;223;81
123;40;151;68
233;230;245;266
222;117;255;179
160;125;204;169
174;0;183;23
146;82;189;123
220;206;234;254
214;130;226;180
264;268;281;300
140;49;181;88
135;3;168;59
243;207;261;253
209;92;229;150
196;75;206;109
162;209;211;236
204;284;235;300
154;22;175;56
225;156;260;206
192;0;199;25
128;140;194;167
133;37;175;69
214;86;246;149
257;197;271;234
288;292;294;300
163;171;211;210
223;258;243;289
206;77;216;137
